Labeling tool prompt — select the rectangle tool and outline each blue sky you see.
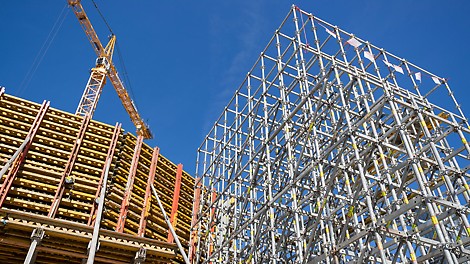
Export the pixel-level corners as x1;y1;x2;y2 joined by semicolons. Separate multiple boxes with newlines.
0;1;469;174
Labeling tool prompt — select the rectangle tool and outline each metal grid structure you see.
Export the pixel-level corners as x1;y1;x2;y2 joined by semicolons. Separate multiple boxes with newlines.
191;5;470;264
0;90;194;263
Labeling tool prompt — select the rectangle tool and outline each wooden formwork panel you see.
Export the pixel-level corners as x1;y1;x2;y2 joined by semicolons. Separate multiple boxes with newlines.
0;208;176;263
0;93;195;263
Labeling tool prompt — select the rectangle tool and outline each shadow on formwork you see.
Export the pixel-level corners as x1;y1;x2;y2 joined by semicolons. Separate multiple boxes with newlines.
0;89;195;264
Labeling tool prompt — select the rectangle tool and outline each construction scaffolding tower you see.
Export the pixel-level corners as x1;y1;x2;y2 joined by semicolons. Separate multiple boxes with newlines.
191;5;470;264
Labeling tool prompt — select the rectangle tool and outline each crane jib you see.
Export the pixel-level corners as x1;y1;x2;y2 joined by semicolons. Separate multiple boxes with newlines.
68;0;153;139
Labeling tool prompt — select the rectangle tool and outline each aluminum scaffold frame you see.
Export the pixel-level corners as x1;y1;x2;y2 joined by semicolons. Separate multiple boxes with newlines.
192;5;470;264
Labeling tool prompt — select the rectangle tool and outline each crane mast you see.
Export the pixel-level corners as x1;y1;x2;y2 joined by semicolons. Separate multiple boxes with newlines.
68;0;152;139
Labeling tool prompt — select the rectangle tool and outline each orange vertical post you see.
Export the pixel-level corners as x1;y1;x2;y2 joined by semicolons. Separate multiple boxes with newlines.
189;178;202;263
167;163;183;243
138;146;160;237
116;134;144;232
0;101;49;207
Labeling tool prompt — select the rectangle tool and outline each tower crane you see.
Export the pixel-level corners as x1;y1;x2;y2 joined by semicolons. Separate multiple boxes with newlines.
68;0;152;139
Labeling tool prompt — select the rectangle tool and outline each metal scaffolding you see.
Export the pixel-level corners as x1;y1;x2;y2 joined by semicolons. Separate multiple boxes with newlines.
191;5;470;264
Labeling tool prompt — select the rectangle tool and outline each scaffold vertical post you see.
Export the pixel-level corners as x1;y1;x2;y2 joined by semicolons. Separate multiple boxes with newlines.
86;123;121;263
133;247;147;264
23;227;45;264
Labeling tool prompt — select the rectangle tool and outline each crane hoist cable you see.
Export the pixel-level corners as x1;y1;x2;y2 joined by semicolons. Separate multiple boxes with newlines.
18;4;69;97
116;40;136;102
91;0;114;35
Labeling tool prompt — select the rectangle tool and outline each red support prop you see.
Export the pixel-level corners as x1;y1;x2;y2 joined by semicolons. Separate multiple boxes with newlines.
167;163;183;243
138;147;160;237
48;114;90;218
115;134;144;232
87;123;122;226
189;177;202;263
0;101;49;208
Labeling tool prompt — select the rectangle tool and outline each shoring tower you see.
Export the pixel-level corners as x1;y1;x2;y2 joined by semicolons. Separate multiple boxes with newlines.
191;5;470;264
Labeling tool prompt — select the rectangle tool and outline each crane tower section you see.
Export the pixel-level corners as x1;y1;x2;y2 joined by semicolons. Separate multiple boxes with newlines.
191;5;470;264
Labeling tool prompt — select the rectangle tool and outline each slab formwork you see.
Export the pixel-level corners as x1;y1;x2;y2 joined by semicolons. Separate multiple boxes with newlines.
191;5;470;264
0;89;194;263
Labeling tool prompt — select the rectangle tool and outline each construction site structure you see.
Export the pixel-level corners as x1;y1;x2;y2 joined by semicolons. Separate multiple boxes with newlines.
69;0;153;139
191;5;470;264
0;89;195;263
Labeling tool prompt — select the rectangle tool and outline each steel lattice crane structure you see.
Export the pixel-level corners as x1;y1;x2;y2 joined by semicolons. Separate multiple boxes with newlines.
190;5;470;264
68;0;152;139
